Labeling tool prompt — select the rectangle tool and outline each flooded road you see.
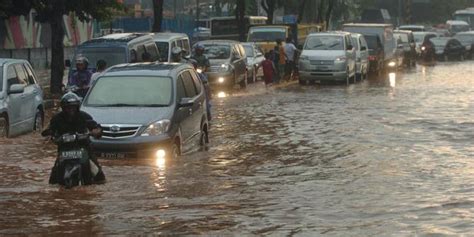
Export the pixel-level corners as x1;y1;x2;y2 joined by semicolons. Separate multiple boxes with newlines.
1;62;473;235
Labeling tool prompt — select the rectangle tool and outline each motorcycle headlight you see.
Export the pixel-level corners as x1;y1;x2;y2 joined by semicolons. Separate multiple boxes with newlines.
196;68;203;73
219;64;231;72
421;46;426;51
141;120;170;136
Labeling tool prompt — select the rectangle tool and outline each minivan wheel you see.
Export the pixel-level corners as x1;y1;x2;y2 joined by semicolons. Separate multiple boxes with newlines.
199;126;209;151
0;116;8;138
34;109;43;133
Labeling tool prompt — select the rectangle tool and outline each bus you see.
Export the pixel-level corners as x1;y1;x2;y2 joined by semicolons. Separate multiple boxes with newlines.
453;8;474;29
209;16;267;40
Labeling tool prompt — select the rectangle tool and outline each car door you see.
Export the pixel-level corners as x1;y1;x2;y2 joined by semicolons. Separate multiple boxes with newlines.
233;44;246;82
5;64;28;134
15;64;37;126
345;35;356;73
180;70;201;144
360;36;369;70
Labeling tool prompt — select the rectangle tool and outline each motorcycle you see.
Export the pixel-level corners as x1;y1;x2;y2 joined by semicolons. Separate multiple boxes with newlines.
420;44;436;64
42;130;100;189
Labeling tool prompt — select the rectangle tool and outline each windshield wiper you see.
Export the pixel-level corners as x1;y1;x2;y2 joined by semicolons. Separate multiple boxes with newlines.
90;103;141;107
141;104;169;107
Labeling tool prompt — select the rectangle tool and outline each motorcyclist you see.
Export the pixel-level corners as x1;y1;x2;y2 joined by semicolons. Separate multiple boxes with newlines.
171;47;188;63
69;56;92;98
421;36;435;62
191;44;210;72
42;92;105;185
189;59;212;121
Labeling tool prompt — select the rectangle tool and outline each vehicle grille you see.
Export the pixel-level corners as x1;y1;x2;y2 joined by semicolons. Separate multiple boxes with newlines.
310;60;334;65
101;124;142;139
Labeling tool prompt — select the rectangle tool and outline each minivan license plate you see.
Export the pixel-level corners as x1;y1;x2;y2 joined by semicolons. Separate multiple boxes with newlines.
100;153;126;159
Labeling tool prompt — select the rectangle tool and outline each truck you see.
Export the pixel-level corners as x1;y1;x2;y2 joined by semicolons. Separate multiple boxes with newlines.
342;23;397;71
247;23;325;53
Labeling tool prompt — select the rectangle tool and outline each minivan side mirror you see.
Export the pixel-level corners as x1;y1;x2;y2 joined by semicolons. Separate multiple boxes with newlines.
361;46;367;51
8;84;25;94
178;97;194;108
65;59;71;67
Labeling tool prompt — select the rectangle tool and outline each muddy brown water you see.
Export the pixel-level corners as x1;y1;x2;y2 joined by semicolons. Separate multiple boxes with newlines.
1;62;473;235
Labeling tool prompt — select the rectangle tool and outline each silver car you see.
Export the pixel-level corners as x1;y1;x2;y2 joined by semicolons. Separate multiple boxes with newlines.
299;32;356;85
0;59;44;137
242;42;264;83
350;33;370;81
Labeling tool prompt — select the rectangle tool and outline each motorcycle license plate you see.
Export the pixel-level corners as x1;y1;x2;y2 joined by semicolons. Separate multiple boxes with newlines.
100;152;126;159
60;150;83;160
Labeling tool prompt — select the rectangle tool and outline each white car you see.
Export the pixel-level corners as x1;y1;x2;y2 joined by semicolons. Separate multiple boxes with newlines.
350;33;369;81
0;59;44;137
299;32;356;85
242;42;264;83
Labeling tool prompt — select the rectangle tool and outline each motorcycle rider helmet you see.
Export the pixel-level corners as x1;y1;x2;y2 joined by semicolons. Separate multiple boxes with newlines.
75;55;89;69
60;92;82;111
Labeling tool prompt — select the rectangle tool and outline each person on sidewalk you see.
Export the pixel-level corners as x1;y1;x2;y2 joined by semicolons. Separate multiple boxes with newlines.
262;52;275;88
90;59;107;85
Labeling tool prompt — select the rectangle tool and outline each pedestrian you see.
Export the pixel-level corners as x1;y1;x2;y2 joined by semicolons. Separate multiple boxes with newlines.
276;39;286;82
261;52;275;88
284;37;299;81
272;46;280;83
90;59;107;85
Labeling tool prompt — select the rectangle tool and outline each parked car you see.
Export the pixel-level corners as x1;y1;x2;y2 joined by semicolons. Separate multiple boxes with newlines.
413;32;439;56
394;30;417;67
298;32;356;85
343;23;397;72
0;59;44;138
350;33;369;81
454;31;474;59
241;42;264;83
446;20;470;36
364;34;384;74
153;33;191;62
399;25;426;32
67;33;160;80
431;37;466;61
81;63;209;159
193;40;248;90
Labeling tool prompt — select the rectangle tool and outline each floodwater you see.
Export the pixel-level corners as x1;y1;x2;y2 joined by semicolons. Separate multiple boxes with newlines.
1;62;473;235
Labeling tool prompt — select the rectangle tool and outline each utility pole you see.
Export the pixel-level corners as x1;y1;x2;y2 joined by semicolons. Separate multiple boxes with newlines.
196;0;200;21
398;0;402;26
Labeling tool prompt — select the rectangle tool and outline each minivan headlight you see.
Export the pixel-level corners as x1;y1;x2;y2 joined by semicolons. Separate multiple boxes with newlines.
335;56;347;62
219;64;231;72
141;119;170;136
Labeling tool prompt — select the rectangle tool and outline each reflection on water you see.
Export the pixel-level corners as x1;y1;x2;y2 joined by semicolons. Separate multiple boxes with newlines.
216;91;227;98
1;62;473;235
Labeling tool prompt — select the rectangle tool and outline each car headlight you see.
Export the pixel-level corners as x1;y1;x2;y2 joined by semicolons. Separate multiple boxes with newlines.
388;61;396;67
299;55;309;61
141;119;170;136
219;64;231;72
335;56;347;62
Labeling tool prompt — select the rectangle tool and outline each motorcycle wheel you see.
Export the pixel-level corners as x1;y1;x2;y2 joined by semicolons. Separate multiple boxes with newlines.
64;164;81;189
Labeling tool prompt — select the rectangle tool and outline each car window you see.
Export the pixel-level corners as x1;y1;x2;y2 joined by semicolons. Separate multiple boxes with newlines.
233;46;241;59
351;37;358;50
23;64;37;85
238;45;246;58
181;71;197;97
345;36;352;49
136;45;146;62
176;76;186;101
190;71;202;95
6;65;20;88
176;39;183;49
182;39;191;56
202;44;231;59
243;45;254;57
13;64;28;86
145;43;159;61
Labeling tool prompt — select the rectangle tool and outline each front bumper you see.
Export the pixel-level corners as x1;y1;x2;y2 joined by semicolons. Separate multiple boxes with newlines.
299;70;349;82
91;134;174;158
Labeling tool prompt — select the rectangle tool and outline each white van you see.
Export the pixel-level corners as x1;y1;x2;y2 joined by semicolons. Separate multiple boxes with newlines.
446;20;470;36
152;33;191;62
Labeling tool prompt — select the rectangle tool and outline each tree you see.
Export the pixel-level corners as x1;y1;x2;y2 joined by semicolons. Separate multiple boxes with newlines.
28;0;121;94
236;0;246;42
152;0;164;32
260;0;284;24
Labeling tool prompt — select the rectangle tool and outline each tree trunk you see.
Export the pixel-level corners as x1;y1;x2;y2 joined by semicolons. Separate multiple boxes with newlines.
49;12;65;95
297;0;307;23
236;0;246;42
261;0;275;24
325;0;335;30
152;0;164;32
317;0;325;23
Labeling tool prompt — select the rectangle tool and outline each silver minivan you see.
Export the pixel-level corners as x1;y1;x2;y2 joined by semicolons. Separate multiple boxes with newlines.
0;59;44;137
153;33;191;62
299;32;356;85
350;33;369;81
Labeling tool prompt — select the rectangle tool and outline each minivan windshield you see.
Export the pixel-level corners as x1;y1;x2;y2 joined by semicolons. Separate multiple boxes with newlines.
155;42;169;61
85;76;173;107
248;28;286;42
202;44;231;59
76;47;127;69
305;36;344;50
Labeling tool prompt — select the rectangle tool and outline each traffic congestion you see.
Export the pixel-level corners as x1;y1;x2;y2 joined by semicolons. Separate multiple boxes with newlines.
1;2;474;236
